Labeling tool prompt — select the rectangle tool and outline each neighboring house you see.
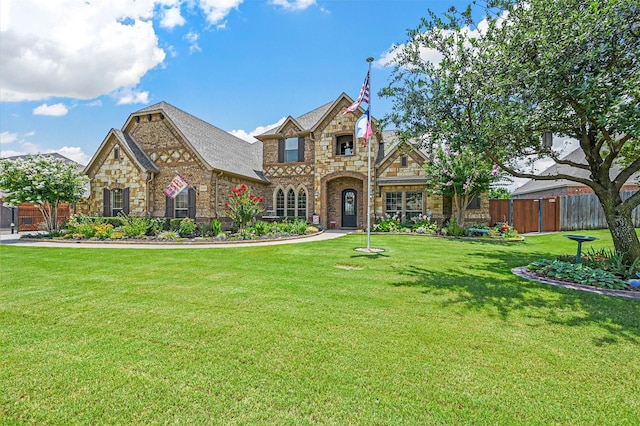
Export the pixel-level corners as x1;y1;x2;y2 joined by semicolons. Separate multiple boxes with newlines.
0;153;82;231
83;95;489;229
512;148;639;199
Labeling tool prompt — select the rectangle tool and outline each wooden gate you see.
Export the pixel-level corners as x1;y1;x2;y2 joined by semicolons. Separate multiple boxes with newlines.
489;198;560;233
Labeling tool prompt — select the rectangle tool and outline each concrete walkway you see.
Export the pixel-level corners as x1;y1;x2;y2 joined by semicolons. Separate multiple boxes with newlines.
0;229;353;249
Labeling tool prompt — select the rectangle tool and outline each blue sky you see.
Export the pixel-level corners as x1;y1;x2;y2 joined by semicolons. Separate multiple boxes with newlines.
0;0;472;165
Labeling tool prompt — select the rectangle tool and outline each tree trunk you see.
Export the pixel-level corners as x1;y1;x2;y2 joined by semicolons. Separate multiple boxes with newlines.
453;195;466;228
598;193;640;264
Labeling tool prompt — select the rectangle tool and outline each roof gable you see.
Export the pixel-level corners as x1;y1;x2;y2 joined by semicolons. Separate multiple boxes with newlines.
128;102;266;182
85;129;158;177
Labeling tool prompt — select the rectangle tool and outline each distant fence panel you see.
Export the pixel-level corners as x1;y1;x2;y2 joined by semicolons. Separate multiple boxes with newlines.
560;191;640;231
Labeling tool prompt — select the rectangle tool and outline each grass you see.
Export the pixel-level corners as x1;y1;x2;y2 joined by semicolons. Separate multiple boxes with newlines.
1;230;639;425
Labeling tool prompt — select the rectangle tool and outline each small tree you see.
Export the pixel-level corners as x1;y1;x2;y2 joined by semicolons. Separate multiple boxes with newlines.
0;155;88;231
224;184;264;230
424;145;501;227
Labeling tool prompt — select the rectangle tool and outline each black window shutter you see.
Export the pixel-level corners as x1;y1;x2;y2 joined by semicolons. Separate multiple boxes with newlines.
103;188;111;217
278;138;285;163
188;187;196;219
165;195;174;218
123;188;130;214
298;137;305;162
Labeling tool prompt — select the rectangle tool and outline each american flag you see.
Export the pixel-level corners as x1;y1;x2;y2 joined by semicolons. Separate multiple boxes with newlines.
343;70;370;114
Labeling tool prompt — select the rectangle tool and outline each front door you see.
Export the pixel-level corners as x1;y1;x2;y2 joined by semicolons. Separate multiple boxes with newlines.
342;189;357;228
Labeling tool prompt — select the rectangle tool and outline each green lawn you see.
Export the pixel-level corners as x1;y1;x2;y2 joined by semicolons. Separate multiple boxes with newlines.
1;230;639;425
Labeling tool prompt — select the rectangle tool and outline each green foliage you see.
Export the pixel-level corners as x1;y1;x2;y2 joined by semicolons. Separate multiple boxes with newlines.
93;223;114;240
0;155;88;230
169;218;182;232
582;248;640;280
224;183;264;230
211;219;222;237
445;218;465;237
528;259;629;290
381;0;640;261
118;214;150;238
157;230;179;241
178;218;197;237
489;187;511;199
252;220;270;236
423;145;501;226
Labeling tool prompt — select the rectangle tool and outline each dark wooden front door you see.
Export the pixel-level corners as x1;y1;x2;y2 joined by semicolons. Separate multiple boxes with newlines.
342;189;357;228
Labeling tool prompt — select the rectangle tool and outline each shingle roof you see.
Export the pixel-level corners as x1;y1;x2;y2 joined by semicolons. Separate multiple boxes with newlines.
259;100;335;136
512;148;638;195
112;129;159;172
133;102;266;182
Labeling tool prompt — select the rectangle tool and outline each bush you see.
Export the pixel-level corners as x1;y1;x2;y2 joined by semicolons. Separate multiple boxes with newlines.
118;214;150;238
252;220;270;236
178;218;197;237
581;248;640;280
445;218;465;237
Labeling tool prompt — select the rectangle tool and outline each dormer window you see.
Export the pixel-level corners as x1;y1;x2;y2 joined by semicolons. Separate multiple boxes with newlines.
401;155;407;167
337;135;354;156
114;147;120;160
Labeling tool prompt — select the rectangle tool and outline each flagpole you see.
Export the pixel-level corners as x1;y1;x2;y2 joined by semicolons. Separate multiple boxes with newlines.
365;57;374;251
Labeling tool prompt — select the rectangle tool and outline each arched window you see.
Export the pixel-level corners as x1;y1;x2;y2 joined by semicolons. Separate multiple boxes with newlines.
287;189;296;217
297;188;307;218
275;189;285;216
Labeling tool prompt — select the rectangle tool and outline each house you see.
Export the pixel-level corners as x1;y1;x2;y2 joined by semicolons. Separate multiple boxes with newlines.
1;153;82;231
512;148;639;199
82;95;489;229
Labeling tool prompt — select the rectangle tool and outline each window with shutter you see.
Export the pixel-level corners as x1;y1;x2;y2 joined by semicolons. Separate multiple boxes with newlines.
111;189;123;216
103;188;111;217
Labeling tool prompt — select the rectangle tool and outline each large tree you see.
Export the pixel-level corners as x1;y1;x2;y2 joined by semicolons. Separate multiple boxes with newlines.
382;0;640;262
0;155;88;231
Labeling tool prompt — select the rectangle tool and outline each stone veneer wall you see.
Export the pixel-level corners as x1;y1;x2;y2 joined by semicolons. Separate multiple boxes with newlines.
86;138;148;216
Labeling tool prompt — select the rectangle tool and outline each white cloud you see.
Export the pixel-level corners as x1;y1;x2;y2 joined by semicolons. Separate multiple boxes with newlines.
0;0;166;102
113;88;150;105
184;32;202;53
230;117;286;142
269;0;316;11
198;0;244;25
33;103;69;116
53;146;90;166
0;131;18;144
160;5;185;29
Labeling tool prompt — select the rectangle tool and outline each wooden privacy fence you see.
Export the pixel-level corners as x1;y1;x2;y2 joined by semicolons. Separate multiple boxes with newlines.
17;203;72;231
560;191;640;231
489;191;639;233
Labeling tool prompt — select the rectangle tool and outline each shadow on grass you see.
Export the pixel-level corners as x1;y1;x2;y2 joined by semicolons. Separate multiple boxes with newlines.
393;249;640;345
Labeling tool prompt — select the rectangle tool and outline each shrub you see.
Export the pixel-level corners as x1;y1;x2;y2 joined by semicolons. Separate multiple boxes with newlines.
445;218;465;237
93;223;114;240
582;248;640;280
252;220;269;236
224;184;264;230
118;214;149;238
178;218;197;237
